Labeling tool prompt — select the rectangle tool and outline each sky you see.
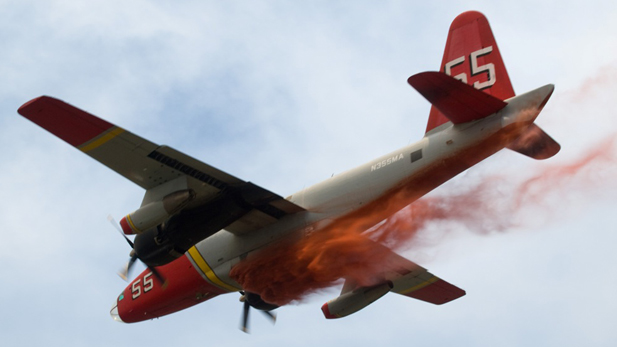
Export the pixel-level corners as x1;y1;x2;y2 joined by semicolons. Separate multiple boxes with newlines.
1;1;617;346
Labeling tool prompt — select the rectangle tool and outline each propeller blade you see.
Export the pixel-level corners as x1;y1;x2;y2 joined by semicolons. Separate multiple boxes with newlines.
118;252;138;281
148;266;168;289
109;215;168;287
108;215;134;248
241;300;250;333
107;214;123;232
261;310;277;324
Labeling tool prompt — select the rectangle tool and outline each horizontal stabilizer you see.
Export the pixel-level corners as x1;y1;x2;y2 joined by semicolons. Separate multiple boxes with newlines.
507;124;560;160
409;71;507;127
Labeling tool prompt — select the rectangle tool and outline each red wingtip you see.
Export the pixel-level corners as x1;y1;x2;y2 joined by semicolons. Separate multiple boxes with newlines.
404;278;466;305
18;95;48;116
18;96;114;147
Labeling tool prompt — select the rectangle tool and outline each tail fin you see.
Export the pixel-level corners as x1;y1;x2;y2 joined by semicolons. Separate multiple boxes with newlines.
425;11;515;134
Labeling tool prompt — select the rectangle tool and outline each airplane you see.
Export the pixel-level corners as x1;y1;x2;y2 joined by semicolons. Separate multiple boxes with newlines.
18;10;559;332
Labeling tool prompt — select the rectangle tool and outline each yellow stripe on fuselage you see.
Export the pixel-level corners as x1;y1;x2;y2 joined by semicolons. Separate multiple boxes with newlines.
79;127;125;152
188;247;240;292
398;276;439;295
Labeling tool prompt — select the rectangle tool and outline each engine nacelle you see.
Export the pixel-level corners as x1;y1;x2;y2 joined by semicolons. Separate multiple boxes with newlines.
321;282;392;319
130;193;249;268
120;189;194;235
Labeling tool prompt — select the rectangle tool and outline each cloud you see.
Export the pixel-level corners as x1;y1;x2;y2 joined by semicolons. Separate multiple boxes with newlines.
2;1;617;346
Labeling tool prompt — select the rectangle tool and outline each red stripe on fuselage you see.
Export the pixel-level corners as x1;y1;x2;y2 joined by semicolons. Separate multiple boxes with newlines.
116;255;229;323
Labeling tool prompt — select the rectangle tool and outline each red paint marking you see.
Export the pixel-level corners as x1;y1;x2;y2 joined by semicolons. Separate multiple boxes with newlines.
443;11;514;100
116;255;229;323
409;71;507;124
119;216;134;235
404;279;466;305
425;11;515;133
18;96;114;147
321;302;338;319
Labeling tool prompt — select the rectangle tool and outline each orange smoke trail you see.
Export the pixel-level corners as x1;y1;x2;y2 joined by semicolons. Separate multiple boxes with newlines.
230;137;617;306
230;219;412;306
373;137;617;250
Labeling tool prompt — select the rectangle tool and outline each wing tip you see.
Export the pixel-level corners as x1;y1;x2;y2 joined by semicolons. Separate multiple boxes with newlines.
17;95;115;148
403;278;466;305
17;95;53;118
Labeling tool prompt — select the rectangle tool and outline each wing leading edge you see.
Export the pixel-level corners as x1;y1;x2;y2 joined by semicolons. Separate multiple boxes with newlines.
18;96;305;234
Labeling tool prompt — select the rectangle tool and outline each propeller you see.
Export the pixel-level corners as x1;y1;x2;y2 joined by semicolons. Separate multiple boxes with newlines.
108;215;167;287
239;291;277;333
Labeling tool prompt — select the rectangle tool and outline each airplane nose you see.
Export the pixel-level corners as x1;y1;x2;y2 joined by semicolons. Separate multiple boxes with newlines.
110;302;125;323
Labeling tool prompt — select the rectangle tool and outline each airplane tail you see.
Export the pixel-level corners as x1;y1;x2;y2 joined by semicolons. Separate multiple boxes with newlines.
419;11;560;160
425;11;514;134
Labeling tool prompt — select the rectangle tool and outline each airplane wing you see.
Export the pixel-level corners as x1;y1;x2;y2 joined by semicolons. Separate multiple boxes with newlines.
322;241;464;318
18;96;305;234
388;256;466;305
372;242;466;305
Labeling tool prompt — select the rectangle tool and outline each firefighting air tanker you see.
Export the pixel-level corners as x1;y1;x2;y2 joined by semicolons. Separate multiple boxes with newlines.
18;11;559;332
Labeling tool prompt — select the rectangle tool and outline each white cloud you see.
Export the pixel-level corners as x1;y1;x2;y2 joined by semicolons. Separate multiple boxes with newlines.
1;1;617;346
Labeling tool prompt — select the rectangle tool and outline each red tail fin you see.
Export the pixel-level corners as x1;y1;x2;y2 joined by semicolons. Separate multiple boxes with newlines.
425;11;515;134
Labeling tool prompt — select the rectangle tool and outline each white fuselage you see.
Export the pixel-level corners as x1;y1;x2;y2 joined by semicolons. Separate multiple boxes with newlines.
195;84;553;289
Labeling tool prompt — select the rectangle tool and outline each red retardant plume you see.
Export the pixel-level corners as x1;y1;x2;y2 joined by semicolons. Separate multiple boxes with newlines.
231;137;617;306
